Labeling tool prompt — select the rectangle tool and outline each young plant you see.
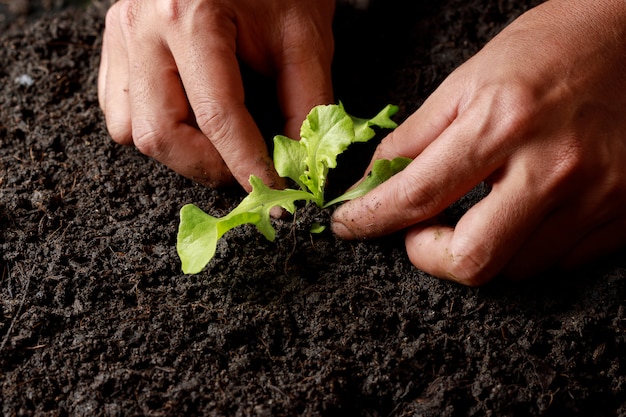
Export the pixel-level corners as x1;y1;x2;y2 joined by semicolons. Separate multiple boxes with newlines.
177;103;411;274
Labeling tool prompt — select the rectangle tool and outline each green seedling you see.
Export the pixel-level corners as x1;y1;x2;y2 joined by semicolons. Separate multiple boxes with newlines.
177;103;411;274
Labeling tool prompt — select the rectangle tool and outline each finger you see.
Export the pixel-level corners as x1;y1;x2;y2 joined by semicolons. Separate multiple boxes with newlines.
167;8;283;191
403;174;550;286
97;23;108;111
370;81;462;164
276;26;335;138
121;7;233;187
277;53;335;139
100;4;133;145
331;89;504;239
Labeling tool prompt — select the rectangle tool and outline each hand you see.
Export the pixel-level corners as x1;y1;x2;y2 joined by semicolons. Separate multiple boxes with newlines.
332;0;626;286
98;0;335;190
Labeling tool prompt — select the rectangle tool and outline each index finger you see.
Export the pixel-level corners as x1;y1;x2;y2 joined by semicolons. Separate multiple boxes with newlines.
167;5;284;192
331;84;508;239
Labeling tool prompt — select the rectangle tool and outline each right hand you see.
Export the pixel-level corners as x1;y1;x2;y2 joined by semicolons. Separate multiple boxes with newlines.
332;0;626;285
98;0;336;190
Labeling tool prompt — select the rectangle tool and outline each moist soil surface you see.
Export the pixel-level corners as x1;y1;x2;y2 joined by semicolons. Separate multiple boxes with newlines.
2;1;625;416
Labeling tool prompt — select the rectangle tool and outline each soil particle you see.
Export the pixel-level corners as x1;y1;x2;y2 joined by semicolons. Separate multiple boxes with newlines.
1;1;625;416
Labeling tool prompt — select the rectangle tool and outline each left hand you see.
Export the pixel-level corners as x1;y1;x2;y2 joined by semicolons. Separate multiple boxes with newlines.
98;0;335;190
332;0;626;286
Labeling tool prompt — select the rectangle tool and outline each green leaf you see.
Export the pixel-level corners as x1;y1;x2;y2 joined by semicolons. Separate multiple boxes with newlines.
273;134;307;190
177;175;312;274
297;104;355;204
324;157;412;208
350;103;399;142
309;223;326;234
273;103;400;206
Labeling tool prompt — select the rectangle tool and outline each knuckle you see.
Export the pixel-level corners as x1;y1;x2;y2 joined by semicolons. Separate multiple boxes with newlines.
464;82;539;153
393;171;444;222
194;102;234;147
489;83;538;140
154;0;188;25
155;0;230;30
114;0;228;34
115;0;139;32
132;122;171;160
283;25;334;68
446;239;494;286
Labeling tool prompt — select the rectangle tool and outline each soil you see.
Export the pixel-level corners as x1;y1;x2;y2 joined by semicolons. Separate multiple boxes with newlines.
1;1;625;416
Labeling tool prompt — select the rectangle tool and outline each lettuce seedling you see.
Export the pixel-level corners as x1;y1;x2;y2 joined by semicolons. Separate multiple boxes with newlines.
177;103;411;274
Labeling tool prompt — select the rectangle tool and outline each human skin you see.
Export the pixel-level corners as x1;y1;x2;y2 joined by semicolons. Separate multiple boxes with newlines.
98;0;335;190
332;0;626;286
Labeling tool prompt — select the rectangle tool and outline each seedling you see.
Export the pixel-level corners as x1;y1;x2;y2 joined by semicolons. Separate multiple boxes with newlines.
177;103;411;274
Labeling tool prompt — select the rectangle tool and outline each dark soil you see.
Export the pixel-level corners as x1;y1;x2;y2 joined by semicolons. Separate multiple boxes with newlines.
2;1;625;416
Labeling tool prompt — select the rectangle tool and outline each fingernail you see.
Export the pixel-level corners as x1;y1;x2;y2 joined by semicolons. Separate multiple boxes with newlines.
270;205;286;219
330;215;355;239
